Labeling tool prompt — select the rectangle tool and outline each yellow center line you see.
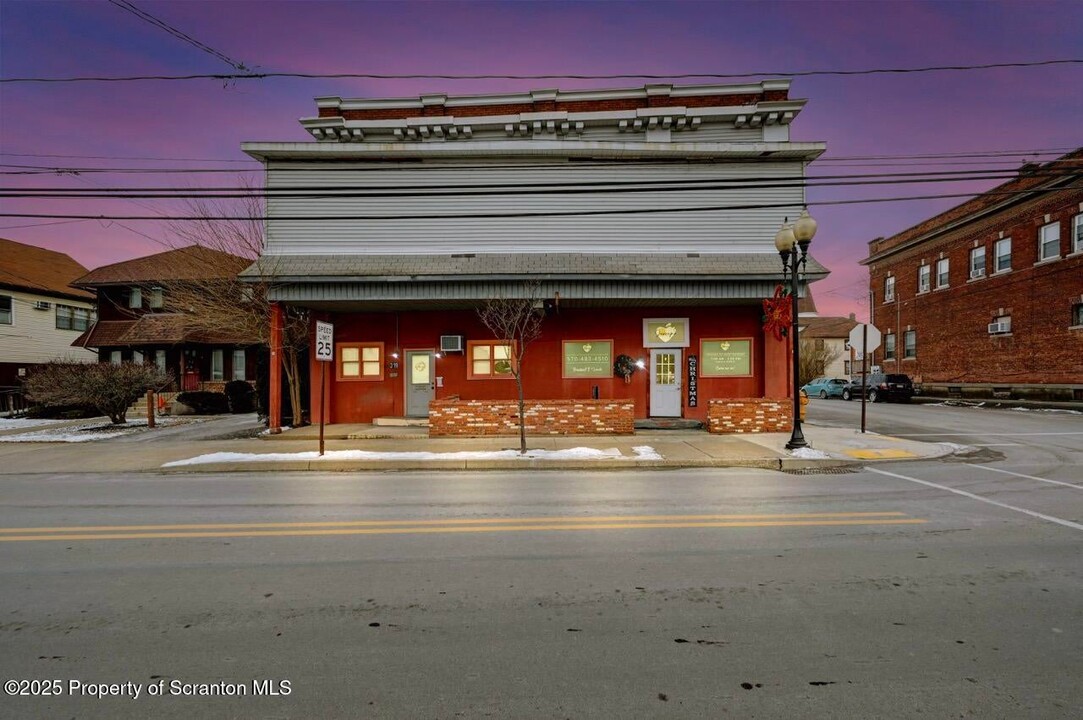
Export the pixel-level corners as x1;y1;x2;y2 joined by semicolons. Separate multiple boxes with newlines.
0;512;907;535
0;518;927;543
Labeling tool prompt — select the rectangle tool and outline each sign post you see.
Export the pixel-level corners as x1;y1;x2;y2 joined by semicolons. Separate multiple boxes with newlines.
315;321;334;456
848;323;882;434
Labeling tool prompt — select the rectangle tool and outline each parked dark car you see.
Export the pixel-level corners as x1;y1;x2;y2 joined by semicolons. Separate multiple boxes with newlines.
843;373;915;403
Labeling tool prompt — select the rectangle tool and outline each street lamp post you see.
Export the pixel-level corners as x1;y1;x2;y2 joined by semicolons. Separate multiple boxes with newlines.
775;209;818;450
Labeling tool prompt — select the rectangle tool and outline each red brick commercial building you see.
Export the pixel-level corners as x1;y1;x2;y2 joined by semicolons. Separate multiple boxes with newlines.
241;81;829;432
862;149;1083;401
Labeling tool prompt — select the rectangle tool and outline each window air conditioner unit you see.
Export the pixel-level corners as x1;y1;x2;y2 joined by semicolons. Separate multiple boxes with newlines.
32;301;52;310
440;335;464;353
970;268;985;279
988;322;1010;334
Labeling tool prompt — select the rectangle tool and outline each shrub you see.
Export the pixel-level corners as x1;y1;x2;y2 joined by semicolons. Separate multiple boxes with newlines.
23;361;170;425
223;380;256;414
174;391;230;415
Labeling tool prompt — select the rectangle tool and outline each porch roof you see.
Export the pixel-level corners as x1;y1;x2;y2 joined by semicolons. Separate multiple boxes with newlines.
241;252;827;308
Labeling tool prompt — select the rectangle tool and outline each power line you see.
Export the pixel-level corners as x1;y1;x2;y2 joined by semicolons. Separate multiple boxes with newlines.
3;59;1079;84
1;146;1073;166
1;184;1077;222
106;0;250;72
3;170;1075;201
4;155;1078;178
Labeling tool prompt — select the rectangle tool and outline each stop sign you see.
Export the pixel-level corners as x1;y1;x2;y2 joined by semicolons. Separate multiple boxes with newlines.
848;323;882;354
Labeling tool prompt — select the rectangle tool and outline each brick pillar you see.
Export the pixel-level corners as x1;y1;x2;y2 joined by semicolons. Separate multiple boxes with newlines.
763;328;791;400
269;302;283;432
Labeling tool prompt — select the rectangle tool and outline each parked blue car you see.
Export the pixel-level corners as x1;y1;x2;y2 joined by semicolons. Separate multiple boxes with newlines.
801;377;849;399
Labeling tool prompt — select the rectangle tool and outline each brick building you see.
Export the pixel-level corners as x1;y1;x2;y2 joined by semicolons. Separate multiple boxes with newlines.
241;81;829;432
862;149;1083;401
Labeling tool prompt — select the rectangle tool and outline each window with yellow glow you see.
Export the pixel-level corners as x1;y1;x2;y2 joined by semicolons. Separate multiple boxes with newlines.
337;342;384;381
467;341;514;379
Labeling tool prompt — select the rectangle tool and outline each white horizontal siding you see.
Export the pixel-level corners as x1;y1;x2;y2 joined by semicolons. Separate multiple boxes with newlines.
264;161;805;256
0;289;97;365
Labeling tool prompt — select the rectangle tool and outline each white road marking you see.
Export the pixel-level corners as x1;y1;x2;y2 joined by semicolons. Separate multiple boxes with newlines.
892;432;1083;437
965;464;1083;490
867;467;1083;532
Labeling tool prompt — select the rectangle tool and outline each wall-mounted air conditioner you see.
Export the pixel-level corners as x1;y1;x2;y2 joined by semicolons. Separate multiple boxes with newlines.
32;301;52;310
440;335;464;352
970;268;985;279
987;322;1010;334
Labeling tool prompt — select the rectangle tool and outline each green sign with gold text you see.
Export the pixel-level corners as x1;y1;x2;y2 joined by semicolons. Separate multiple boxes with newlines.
700;339;752;377
562;341;613;378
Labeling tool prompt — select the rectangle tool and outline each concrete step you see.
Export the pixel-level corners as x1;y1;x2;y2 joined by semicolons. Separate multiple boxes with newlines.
373;416;430;427
634;418;704;431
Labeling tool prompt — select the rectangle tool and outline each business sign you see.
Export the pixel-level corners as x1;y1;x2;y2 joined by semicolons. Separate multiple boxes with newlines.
643;318;690;348
700;338;753;377
687;355;698;407
562;340;613;378
315;321;334;362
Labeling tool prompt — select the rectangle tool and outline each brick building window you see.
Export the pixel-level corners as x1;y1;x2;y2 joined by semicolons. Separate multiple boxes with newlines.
0;295;12;325
917;265;930;293
884;333;896;360
55;304;92;331
903;330;916;359
883;276;895;302
232;349;246;381
994;238;1012;273
338;343;384;381
211;350;224;381
935;258;949;288
969;246;986;278
1073;214;1082;254
468;341;514;379
1038;221;1060;262
1072;303;1083;328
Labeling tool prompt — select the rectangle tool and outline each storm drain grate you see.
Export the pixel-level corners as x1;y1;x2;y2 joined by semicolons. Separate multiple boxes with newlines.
781;466;864;475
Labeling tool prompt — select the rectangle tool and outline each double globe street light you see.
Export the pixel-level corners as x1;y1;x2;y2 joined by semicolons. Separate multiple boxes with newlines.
774;209;818;450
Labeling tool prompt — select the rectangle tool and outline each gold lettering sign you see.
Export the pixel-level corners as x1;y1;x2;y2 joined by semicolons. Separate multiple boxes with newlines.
643;318;689;348
700;338;752;377
562;340;613;378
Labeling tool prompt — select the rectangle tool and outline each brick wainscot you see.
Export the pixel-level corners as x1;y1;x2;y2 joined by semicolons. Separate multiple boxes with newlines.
429;398;635;436
707;398;792;434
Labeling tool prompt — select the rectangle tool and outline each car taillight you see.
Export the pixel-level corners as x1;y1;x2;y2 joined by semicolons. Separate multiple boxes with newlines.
880;383;888;389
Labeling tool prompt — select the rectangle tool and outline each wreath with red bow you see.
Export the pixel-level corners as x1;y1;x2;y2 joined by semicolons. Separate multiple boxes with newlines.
762;285;792;341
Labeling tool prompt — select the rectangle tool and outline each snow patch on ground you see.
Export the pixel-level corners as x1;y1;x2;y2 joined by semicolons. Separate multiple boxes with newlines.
789;447;831;459
260;425;295;436
1009;407;1082;415
163;445;664;467
0;418;71;429
0;416;202;443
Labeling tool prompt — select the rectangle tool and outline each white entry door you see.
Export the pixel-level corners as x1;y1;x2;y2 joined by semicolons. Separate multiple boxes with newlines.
405;351;434;417
649;348;682;417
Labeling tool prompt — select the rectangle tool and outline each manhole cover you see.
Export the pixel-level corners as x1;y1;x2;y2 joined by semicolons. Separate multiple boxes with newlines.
781;466;864;475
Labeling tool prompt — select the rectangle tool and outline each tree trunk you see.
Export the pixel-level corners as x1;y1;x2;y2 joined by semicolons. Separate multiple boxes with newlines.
516;373;526;455
282;347;303;427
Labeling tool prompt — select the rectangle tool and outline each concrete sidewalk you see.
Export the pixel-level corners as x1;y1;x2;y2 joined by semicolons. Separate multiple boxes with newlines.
0;414;956;475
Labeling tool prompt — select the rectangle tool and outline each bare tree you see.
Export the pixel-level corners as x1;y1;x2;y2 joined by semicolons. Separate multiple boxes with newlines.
477;283;545;454
799;338;842;387
162;189;309;426
24;361;169;425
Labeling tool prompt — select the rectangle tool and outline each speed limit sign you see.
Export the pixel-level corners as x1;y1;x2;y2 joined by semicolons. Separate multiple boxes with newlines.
315;321;334;362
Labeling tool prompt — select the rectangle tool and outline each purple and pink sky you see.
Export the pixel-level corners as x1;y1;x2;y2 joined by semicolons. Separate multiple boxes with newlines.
2;0;1080;319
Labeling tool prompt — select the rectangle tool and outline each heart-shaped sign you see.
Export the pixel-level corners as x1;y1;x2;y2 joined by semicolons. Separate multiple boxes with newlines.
582;344;592;353
655;322;677;343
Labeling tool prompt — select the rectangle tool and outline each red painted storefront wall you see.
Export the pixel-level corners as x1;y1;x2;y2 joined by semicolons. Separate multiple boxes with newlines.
310;305;791;424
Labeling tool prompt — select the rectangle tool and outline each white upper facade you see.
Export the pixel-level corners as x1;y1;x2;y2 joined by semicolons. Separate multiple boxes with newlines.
243;80;825;257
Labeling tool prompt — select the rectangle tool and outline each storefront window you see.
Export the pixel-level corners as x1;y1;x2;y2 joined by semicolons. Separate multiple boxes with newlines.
337;343;383;381
468;341;514;379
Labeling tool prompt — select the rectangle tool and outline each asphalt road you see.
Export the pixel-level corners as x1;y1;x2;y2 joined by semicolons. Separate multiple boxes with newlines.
0;404;1080;719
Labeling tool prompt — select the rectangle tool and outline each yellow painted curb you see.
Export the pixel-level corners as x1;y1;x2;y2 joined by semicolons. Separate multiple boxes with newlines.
844;448;917;459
